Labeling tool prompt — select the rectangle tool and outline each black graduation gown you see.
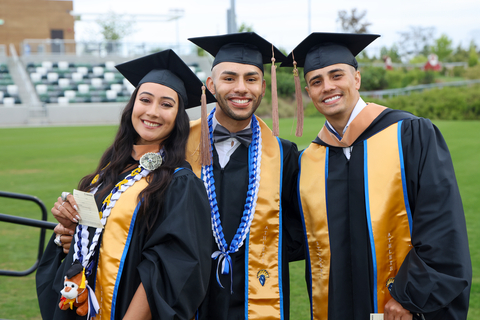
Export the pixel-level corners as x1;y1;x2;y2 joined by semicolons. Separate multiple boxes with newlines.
310;109;471;319
36;161;213;320
197;138;304;320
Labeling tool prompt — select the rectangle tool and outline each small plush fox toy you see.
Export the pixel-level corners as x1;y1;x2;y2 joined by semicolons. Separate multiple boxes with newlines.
59;261;89;316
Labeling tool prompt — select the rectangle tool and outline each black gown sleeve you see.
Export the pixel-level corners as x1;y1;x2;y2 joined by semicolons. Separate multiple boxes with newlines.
137;168;213;320
390;118;472;319
279;138;304;262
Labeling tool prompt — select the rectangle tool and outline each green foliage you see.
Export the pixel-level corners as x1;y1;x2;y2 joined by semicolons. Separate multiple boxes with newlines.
451;44;470;62
359;67;437;91
380;44;401;63
431;34;454;61
367;84;480;120
452;66;466;77
464;65;480;79
264;66;307;101
359;67;388;90
468;46;479;67
196;47;205;57
238;23;254;33
397;26;436;62
304;101;322;118
409;54;428;64
96;12;135;41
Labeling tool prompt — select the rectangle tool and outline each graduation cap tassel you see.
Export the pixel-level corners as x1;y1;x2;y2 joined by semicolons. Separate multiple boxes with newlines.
200;85;212;166
271;45;280;137
292;51;304;137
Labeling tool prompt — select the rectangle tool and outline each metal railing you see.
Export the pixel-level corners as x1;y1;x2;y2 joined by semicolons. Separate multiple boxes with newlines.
360;79;480;98
20;39;194;57
0;191;56;277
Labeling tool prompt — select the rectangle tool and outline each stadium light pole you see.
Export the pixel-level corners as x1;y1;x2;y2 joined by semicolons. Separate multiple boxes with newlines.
308;0;311;34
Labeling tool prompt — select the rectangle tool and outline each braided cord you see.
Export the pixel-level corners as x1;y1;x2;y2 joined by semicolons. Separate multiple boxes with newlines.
73;149;165;274
202;107;262;290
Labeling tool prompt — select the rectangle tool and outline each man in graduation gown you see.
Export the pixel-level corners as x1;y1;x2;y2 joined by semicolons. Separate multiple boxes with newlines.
186;32;304;320
282;33;472;319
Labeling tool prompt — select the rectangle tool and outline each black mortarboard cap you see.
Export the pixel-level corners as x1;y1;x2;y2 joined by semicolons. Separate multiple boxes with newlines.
188;32;287;73
115;49;216;109
282;32;380;75
66;260;83;279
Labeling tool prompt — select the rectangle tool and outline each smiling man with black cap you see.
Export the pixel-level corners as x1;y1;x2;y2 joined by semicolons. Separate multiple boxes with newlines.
186;32;304;320
283;33;472;319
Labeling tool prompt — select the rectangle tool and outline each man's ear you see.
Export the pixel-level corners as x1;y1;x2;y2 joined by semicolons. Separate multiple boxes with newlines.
355;70;361;91
262;78;266;97
305;85;311;98
206;76;215;95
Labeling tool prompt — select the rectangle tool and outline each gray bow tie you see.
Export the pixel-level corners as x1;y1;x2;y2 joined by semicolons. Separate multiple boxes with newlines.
213;125;252;147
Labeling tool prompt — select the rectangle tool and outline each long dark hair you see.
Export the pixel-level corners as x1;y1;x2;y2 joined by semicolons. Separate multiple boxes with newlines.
78;85;190;232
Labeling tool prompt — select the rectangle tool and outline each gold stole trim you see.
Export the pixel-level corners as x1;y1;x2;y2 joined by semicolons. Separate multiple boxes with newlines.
95;179;147;320
187;117;283;319
318;103;387;148
365;123;412;312
299;122;411;318
298;144;330;320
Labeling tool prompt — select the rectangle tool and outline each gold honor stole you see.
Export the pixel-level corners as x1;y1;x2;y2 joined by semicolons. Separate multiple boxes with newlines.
187;117;284;319
95;178;147;320
298;121;413;319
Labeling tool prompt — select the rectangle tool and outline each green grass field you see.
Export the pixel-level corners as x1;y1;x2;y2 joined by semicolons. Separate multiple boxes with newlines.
0;117;478;319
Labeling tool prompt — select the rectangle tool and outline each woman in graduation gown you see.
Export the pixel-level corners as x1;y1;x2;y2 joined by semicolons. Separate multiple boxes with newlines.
36;49;216;320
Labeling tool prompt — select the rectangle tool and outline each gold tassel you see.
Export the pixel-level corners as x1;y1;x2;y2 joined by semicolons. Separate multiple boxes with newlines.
200;85;211;165
293;52;304;137
271;45;279;136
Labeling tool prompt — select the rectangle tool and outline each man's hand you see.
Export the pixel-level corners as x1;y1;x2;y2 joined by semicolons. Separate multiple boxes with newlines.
384;298;412;320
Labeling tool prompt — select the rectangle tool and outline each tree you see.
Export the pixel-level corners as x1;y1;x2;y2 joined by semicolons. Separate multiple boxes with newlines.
468;44;479;67
238;23;254;33
337;8;371;34
96;12;135;41
380;44;401;63
397;26;436;62
451;44;469;62
431;34;453;61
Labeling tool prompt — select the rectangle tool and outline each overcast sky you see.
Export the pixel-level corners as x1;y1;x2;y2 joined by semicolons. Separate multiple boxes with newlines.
73;0;480;56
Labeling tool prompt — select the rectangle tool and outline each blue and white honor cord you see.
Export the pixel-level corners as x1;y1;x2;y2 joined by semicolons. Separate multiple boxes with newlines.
202;107;262;292
72;150;163;318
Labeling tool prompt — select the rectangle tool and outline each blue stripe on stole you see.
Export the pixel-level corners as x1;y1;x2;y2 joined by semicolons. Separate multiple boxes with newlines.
297;150;314;320
363;140;378;313
110;201;141;320
276;137;284;320
397;121;413;235
325;147;329;220
244;144;253;320
244;234;250;319
111;168;185;319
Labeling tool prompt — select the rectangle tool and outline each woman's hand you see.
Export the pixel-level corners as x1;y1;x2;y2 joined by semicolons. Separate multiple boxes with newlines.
51;193;80;229
54;223;74;254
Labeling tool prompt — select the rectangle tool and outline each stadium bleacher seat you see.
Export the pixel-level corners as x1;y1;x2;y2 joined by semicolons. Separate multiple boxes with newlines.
7;85;18;96
3;97;15;106
93;66;104;76
47;72;59;83
58;61;69;70
58;78;70;88
24;60;132;104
